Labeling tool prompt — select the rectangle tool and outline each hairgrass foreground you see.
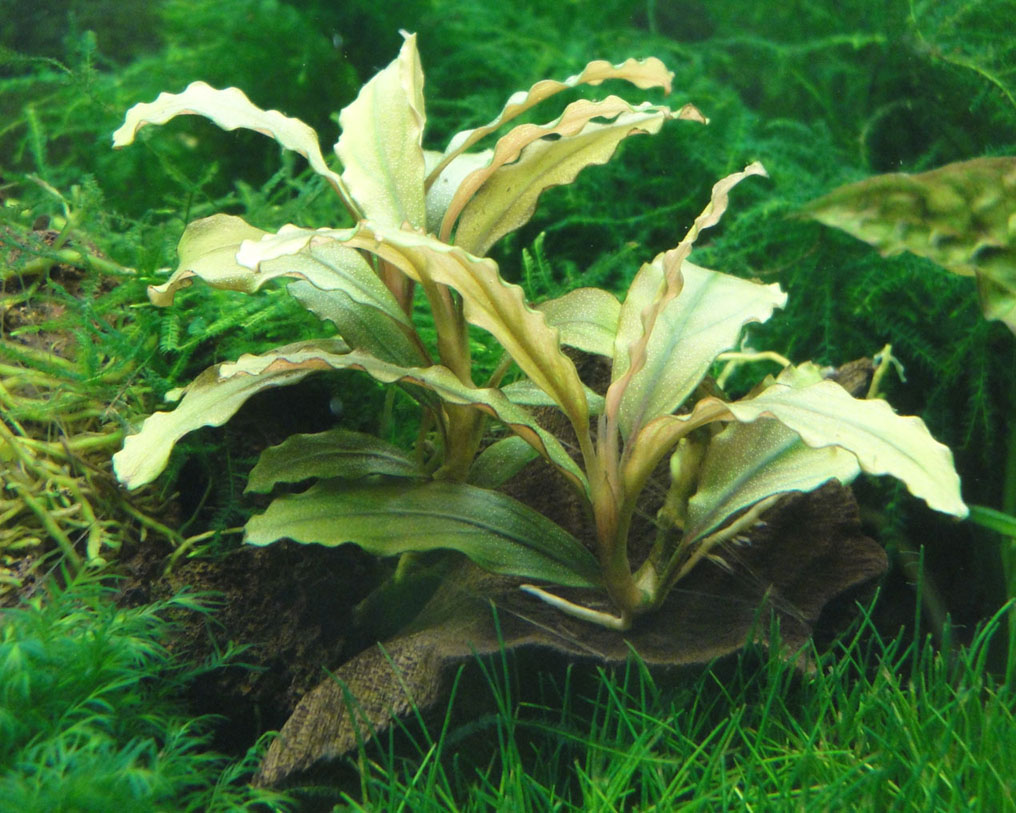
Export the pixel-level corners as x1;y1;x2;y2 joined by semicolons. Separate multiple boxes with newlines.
329;598;1015;812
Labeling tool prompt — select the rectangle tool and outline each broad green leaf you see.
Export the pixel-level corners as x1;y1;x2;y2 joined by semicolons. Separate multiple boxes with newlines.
501;378;605;414
606;163;769;428
245;479;602;588
683;419;861;543
468;436;539;489
698;372;968;517
113;338;349;490
430;56;678;184
287;281;424;367
112;81;348;201
802;156;1016;333
537;287;621;357
246;428;423;494
614;260;786;438
453;108;680;256
335;32;426;228
148;214;268;306
440;98;704;243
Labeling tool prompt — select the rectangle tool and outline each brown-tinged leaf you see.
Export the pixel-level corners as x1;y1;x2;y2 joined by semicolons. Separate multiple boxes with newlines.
428;56;680;187
802;156;1016;333
453;109;683;256
335;32;426;228
440;98;704;245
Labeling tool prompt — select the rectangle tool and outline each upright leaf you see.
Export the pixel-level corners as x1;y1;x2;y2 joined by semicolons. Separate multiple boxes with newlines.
614;261;786;438
236;224;591;436
335;32;426;228
537;287;621;357
606;163;768;428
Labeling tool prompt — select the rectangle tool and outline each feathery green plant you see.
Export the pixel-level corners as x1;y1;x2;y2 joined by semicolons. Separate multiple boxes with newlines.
0;571;294;811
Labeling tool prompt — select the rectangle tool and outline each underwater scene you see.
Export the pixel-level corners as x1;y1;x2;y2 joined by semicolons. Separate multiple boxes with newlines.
2;0;1015;808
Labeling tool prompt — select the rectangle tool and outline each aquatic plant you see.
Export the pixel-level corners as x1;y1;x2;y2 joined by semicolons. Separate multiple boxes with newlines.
0;572;293;811
110;34;965;632
803;156;1016;334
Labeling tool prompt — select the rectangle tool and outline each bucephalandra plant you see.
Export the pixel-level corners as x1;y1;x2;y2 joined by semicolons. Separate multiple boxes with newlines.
111;33;967;631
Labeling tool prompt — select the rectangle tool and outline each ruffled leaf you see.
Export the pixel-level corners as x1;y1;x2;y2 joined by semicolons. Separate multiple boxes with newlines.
113;339;350;490
115;339;588;495
441;98;704;245
684;419;861;543
613;260;786;438
453;108;690;256
112;81;348;201
245;479;602;588
237;223;591;435
246;428;423;494
430;56;678;184
802;156;1016;333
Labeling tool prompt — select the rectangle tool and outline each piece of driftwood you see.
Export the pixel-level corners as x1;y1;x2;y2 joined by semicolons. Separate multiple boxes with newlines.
256;480;886;787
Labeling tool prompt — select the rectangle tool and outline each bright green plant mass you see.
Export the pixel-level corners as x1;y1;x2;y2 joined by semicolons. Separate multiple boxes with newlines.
111;34;967;630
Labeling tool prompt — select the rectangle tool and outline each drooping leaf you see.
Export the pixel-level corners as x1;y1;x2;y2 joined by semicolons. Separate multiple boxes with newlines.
802;156;1016;333
236;223;591;436
441;98;705;245
683;419;861;543
453;108;690;256
681;367;968;518
246;428;423;494
287;281;425;367
112;80;349;203
537;287;621;357
468;436;539;489
429;56;678;185
236;226;412;327
113;339;350;490
148;214;268;306
613;260;786;439
119;338;587;494
245;479;602;588
334;32;426;228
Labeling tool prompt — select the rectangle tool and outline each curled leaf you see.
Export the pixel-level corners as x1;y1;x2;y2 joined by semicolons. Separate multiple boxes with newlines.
453;108;689;256
431;55;680;183
113;81;349;202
